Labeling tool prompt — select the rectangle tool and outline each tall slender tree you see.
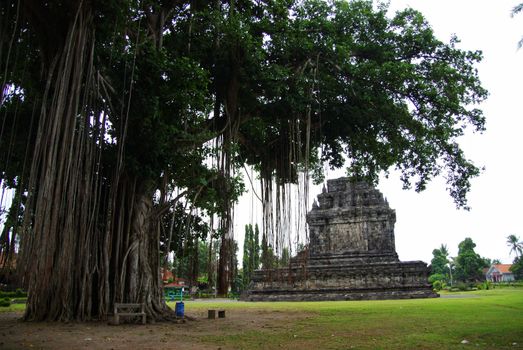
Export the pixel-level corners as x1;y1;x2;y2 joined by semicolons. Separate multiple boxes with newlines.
253;224;260;271
507;234;523;257
242;224;253;287
430;244;450;276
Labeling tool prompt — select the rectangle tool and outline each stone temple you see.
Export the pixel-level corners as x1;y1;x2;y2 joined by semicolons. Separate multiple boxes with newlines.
241;177;437;301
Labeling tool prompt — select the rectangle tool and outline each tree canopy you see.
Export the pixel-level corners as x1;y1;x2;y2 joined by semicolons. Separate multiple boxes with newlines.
454;237;488;282
430;244;449;276
0;0;487;321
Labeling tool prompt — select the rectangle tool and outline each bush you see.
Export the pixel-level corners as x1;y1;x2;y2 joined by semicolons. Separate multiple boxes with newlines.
432;280;443;291
493;281;523;288
0;290;27;298
227;292;240;300
428;273;446;284
0;291;14;298
0;297;11;307
477;281;492;290
196;292;216;299
429;274;448;291
456;282;469;291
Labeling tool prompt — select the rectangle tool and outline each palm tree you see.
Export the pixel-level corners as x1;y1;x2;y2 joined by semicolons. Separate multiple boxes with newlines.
512;3;523;48
447;257;456;287
439;244;450;282
440;244;449;258
506;234;523;257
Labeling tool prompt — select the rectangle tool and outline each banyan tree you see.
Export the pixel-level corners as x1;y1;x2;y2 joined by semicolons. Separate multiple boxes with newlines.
0;0;486;321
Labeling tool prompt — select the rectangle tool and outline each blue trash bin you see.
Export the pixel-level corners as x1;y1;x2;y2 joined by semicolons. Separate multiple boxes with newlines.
175;301;184;318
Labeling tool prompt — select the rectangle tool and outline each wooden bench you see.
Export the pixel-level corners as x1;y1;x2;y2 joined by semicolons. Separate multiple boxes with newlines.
114;303;146;325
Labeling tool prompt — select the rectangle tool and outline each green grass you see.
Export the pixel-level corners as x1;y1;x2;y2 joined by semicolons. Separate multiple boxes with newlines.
172;288;523;349
0;302;26;313
3;289;521;349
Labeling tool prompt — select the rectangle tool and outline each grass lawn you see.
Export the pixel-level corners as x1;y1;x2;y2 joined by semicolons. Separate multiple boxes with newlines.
0;302;25;313
2;287;521;349
171;287;523;350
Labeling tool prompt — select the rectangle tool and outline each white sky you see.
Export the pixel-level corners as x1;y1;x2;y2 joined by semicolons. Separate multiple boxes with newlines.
234;1;523;265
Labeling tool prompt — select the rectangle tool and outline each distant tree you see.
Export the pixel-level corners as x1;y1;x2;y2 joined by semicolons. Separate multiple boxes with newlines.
230;240;241;295
448;257;456;287
480;257;492;268
261;235;278;270
506;234;523;257
455;238;486;282
507;234;523;280
206;239;220;291
197;241;210;280
261;232;270;270
241;223;262;289
492;259;502;265
242;224;254;287
440;244;449;257
510;256;523;280
253;224;260;271
429;244;450;288
279;247;290;267
430;244;450;276
0;188;25;266
161;204;211;286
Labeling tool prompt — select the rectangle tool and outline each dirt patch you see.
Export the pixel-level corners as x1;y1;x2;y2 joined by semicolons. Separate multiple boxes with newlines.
0;308;310;349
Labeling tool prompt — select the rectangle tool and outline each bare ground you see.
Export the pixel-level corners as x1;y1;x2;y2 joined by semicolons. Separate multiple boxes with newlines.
0;307;310;350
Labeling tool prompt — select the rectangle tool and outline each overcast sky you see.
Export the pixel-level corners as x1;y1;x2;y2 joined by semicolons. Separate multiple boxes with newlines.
234;1;523;265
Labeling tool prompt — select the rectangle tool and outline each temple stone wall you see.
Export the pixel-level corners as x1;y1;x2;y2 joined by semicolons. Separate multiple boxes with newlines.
309;179;396;255
241;178;438;301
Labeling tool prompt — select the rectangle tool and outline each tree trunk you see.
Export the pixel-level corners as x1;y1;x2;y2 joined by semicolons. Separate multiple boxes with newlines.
115;178;173;320
19;3;102;320
217;233;229;296
17;2;174;321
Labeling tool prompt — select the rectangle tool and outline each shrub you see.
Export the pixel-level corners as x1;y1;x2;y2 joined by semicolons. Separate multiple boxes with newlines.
227;292;240;299
456;282;469;291
0;297;11;307
0;290;27;298
428;273;446;284
477;281;491;290
432;280;443;291
429;274;447;291
0;291;13;298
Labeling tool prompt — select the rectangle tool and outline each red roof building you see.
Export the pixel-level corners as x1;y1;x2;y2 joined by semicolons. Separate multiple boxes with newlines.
485;264;514;282
160;268;174;283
